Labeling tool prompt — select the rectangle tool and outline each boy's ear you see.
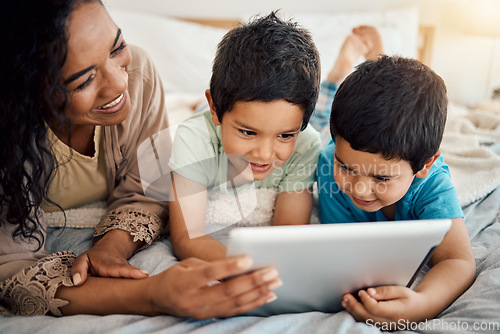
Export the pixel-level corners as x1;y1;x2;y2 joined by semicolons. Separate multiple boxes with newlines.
205;89;221;126
415;151;441;179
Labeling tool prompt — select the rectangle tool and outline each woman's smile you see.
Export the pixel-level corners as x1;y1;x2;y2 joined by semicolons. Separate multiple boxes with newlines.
94;91;128;113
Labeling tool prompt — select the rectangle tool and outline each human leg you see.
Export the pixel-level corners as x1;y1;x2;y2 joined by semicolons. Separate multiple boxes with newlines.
353;25;384;61
326;33;371;84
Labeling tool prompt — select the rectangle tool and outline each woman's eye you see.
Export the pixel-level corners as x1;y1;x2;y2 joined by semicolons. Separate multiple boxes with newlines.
74;75;94;92
111;41;127;57
239;129;256;136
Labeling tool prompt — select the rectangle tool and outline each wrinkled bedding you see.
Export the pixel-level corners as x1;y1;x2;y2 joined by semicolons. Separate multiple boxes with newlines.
1;186;499;334
2;103;500;333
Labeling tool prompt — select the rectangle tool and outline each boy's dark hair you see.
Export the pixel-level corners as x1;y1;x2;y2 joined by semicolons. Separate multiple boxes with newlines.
330;55;448;173
209;11;320;131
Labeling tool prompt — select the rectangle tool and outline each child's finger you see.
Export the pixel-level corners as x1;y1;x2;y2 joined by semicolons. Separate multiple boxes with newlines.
361;287;412;319
341;293;373;322
358;289;396;317
358;289;379;310
367;286;407;301
344;292;399;325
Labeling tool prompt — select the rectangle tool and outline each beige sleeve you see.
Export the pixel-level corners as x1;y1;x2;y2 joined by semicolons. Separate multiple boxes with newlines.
0;251;75;316
93;208;162;246
0;216;75;316
96;45;170;243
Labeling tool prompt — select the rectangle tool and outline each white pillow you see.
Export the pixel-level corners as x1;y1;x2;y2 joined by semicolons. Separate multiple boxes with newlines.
109;8;227;94
108;7;419;93
269;7;420;81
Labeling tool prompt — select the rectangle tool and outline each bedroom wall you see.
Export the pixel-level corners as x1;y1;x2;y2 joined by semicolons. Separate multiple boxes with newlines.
417;0;500;106
104;0;500;106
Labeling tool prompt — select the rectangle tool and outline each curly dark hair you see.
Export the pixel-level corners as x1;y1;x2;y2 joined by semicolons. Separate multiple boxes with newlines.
330;55;448;173
0;0;100;250
209;11;320;131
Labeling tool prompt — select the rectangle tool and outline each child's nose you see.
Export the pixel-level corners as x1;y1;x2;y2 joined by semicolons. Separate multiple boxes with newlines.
254;139;274;161
352;177;374;197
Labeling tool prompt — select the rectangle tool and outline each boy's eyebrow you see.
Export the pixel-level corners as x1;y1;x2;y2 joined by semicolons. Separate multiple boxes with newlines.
371;172;396;179
282;126;302;133
234;120;257;131
334;154;354;171
334;154;397;178
234;120;300;133
64;29;122;85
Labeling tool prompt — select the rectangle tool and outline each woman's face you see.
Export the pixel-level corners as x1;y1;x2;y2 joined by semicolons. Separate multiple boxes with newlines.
61;2;131;127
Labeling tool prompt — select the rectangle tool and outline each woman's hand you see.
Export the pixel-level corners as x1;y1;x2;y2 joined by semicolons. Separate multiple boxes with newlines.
341;286;427;329
59;255;282;318
71;229;148;286
149;256;282;318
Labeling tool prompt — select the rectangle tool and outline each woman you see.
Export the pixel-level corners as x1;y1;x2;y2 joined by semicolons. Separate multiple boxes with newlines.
0;0;280;317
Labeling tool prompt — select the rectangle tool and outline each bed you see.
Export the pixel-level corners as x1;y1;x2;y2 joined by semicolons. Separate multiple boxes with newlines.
2;6;500;333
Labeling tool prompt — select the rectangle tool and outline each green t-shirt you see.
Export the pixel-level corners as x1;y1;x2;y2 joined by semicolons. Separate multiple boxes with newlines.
169;109;321;194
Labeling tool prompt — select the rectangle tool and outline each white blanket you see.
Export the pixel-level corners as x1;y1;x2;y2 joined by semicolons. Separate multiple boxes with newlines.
45;201;107;228
45;189;281;229
441;102;500;207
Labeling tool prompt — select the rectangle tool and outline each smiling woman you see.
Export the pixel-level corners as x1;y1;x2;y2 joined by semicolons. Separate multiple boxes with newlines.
61;4;132;132
0;0;281;317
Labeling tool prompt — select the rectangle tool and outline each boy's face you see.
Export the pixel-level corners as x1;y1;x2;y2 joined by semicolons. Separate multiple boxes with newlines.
333;137;416;212
210;98;303;181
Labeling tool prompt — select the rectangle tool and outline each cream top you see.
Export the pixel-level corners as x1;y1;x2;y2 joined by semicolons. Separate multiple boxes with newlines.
42;126;108;212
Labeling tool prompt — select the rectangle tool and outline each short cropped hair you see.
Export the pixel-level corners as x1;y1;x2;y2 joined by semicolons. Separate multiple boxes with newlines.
330;55;448;173
209;11;320;131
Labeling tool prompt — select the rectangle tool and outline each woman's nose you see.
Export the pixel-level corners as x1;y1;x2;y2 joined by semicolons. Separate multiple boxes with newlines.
100;63;128;97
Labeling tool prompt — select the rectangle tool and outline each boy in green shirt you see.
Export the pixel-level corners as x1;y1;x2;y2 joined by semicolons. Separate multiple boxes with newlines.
168;12;321;261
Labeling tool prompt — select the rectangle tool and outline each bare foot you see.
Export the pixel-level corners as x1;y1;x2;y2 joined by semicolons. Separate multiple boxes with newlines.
326;33;370;83
353;25;384;60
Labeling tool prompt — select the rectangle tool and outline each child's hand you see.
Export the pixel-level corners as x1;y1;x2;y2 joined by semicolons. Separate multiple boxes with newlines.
342;286;426;328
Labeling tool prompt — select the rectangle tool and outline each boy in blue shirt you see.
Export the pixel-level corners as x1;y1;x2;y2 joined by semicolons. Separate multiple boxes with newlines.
169;12;321;262
317;56;475;326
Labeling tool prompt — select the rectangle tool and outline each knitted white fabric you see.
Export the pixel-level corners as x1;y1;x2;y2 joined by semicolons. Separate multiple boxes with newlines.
205;187;277;228
441;102;500;207
45;188;315;229
46;201;107;228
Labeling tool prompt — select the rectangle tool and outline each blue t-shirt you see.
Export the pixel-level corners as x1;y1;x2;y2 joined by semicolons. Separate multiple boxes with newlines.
317;140;463;223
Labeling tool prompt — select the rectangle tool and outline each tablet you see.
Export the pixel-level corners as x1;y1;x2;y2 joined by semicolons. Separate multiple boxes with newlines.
226;219;451;316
